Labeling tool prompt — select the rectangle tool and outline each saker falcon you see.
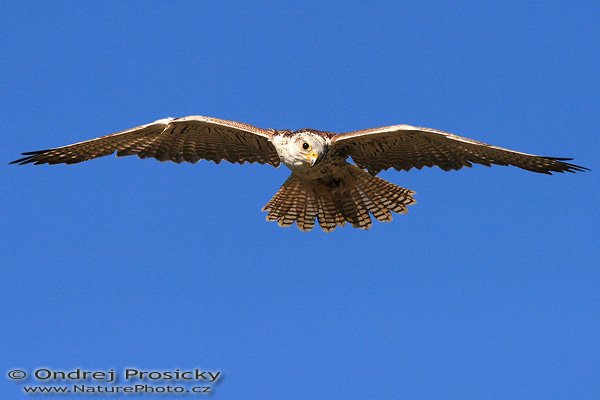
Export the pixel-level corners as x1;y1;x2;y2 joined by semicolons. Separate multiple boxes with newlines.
11;116;588;232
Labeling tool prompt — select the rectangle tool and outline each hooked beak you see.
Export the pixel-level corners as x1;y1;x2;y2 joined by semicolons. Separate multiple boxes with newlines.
307;151;319;166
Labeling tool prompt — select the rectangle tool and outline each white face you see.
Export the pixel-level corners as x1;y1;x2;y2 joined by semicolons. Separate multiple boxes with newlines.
274;131;329;171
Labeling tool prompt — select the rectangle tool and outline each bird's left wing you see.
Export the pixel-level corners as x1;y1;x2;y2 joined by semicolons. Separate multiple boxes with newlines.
11;116;281;167
331;124;588;175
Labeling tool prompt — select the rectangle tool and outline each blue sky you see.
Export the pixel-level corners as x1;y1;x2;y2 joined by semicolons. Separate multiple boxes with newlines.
1;1;599;398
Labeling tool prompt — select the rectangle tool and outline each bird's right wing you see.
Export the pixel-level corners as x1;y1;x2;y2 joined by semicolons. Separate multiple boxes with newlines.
11;116;281;167
331;124;588;175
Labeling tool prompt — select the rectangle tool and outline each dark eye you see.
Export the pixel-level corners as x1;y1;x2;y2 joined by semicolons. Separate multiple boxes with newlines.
302;142;310;150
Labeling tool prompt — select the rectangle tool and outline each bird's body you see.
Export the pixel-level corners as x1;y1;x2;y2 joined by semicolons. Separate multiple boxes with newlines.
11;115;588;232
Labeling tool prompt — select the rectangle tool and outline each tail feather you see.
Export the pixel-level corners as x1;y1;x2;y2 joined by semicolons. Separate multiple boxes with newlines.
315;191;341;232
297;192;317;231
333;188;362;227
262;166;416;232
279;186;305;227
357;171;414;215
263;175;292;221
344;187;373;229
357;182;393;222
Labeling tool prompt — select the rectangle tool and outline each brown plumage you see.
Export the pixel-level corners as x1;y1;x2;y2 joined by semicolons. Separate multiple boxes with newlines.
261;166;416;231
331;125;587;175
10;116;280;167
11;116;588;232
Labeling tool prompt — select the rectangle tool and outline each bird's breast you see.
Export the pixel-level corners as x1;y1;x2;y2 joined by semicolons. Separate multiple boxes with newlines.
296;156;345;180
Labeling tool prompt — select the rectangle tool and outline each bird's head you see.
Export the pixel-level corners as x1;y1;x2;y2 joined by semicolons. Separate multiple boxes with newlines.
286;130;329;168
272;129;331;171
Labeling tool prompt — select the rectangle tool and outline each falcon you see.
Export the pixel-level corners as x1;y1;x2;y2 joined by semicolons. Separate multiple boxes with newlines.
11;116;587;231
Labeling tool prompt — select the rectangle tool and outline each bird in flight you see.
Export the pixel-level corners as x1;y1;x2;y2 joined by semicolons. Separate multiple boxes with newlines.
11;116;587;231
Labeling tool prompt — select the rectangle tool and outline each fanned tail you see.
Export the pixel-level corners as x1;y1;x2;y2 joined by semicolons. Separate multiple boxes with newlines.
262;166;416;232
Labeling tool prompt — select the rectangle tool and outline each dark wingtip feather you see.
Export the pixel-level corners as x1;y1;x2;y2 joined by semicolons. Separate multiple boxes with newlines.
22;149;51;156
542;156;590;174
8;150;48;165
9;149;52;165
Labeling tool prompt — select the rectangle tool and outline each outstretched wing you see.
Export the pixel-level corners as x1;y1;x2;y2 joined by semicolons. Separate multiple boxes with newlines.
11;116;281;167
331;124;588;175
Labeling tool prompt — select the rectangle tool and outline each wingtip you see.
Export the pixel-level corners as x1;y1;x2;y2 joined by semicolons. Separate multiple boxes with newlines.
8;149;51;165
9;155;33;165
22;150;49;156
10;149;50;165
542;156;590;174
